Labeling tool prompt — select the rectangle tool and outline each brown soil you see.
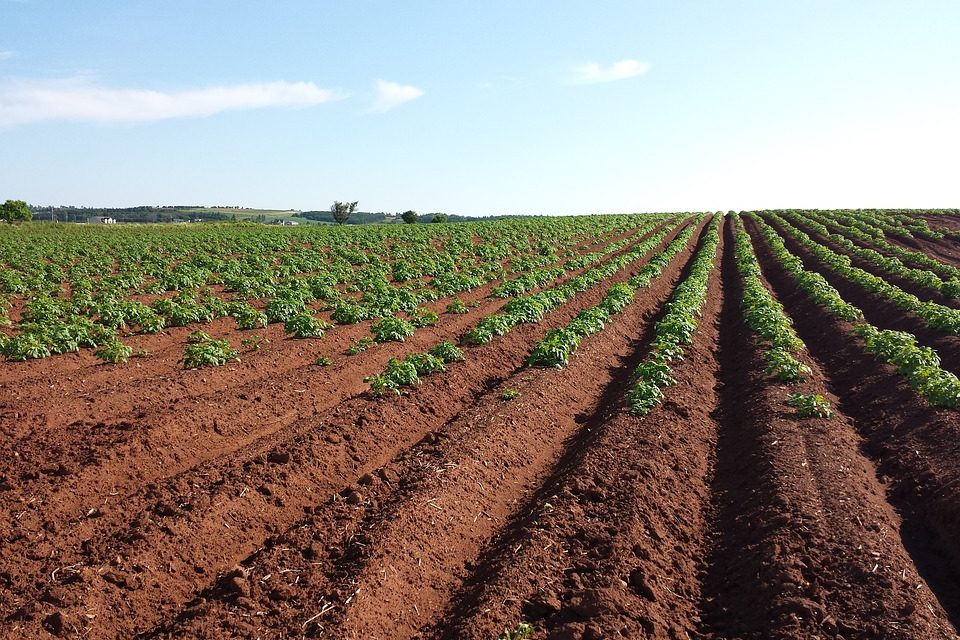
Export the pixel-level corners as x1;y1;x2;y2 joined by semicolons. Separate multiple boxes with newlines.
3;215;960;640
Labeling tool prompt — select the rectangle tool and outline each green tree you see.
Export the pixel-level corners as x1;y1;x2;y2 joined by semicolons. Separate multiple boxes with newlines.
331;200;358;225
0;199;32;223
401;210;419;224
430;213;448;223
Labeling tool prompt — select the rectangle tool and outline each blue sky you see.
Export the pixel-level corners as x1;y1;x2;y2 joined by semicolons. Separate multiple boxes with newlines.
1;1;959;215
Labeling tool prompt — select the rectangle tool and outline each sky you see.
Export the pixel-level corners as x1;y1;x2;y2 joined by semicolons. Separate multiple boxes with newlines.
1;1;959;216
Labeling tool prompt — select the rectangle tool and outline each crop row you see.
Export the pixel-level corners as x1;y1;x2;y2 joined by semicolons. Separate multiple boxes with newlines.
627;214;721;415
731;216;811;382
526;222;698;368
747;214;960;408
461;220;681;347
362;219;687;395
798;209;960;282
761;212;960;336
0;216;663;362
780;211;960;298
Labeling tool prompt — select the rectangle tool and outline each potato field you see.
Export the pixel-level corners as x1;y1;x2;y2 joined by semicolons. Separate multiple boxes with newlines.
3;210;960;639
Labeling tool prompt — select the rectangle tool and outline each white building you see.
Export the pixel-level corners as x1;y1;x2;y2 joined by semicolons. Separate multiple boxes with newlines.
86;216;117;224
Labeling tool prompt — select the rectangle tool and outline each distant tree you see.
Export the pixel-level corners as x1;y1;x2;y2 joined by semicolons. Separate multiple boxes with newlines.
0;199;32;223
401;210;419;224
331;200;358;225
430;213;448;223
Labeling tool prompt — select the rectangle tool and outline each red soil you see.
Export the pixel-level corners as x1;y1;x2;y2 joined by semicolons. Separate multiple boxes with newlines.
2;215;960;639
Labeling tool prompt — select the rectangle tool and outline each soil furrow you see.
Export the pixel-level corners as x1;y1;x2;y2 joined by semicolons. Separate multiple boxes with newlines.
0;220;684;639
0;223;644;430
136;217;705;639
0;223;671;536
697;216;956;639
407;217;724;640
746;215;960;631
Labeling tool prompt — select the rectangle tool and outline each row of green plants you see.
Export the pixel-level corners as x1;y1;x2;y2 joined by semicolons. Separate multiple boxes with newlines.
762;212;960;336
0;216;659;361
731;217;811;382
732;216;834;418
781;210;960;298
627;215;721;415
836;208;943;241
746;215;863;322
747;214;960;409
360;220;687;395
462;221;687;347
527;223;697;367
364;341;465;396
803;209;960;283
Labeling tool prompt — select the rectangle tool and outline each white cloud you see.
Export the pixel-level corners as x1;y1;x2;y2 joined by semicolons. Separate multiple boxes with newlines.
572;59;651;84
369;79;424;113
0;51;16;61
0;76;347;126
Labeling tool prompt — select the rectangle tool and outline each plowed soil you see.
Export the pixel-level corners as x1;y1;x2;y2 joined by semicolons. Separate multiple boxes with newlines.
3;215;960;640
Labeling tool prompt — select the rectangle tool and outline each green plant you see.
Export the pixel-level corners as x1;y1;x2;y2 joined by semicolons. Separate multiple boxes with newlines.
500;388;521;400
384;357;421;386
786;393;832;418
229;302;268;330
241;335;265;351
94;340;133;364
409;307;440;327
346;337;375;355
316;355;332;366
181;337;239;369
364;373;400;397
762;347;811;382
428;340;465;363
446;298;469;314
188;330;213;344
284;313;331;338
498;622;534;640
628;215;721;415
371;316;416;342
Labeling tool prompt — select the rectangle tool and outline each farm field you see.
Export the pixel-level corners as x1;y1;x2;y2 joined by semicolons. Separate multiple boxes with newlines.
3;210;960;639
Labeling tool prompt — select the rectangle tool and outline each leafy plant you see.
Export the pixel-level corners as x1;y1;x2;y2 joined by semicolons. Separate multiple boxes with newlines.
346;337;375;355
786;393;832;418
181;336;239;369
364;373;401;397
429;340;465;363
316;355;332;366
371;316;416;342
284;313;331;338
628;215;721;415
409;307;440;327
498;622;534;640
446;298;469;314
500;388;521;400
94;340;133;364
241;335;265;351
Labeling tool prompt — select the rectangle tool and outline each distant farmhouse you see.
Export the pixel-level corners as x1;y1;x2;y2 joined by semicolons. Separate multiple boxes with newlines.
86;216;117;224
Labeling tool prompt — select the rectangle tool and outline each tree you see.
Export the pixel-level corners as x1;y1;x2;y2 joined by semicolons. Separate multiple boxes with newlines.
401;210;419;224
0;199;31;223
430;213;448;223
331;201;358;225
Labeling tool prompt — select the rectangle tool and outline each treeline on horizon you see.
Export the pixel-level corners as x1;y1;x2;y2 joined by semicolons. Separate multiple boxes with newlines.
26;205;537;224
